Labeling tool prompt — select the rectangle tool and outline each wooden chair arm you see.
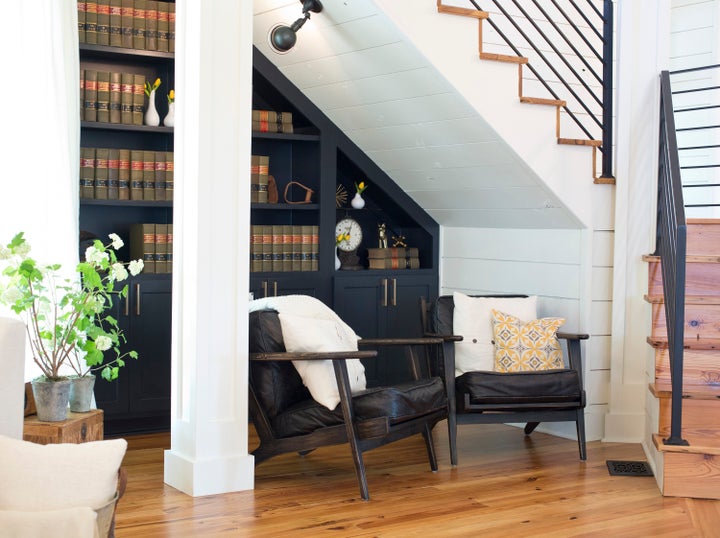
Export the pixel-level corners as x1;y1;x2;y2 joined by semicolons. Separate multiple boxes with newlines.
557;332;590;341
358;337;443;347
422;332;464;342
250;350;378;362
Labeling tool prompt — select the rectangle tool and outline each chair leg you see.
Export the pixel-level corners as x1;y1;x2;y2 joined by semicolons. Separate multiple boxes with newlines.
576;409;587;461
524;422;540;435
422;423;439;472
448;411;458;466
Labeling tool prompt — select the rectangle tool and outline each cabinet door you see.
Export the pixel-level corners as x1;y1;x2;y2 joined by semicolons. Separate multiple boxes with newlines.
93;291;131;414
250;274;330;304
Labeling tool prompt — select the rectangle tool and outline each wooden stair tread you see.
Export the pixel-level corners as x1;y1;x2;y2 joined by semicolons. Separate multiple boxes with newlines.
688;218;720;225
594;176;616;185
520;96;566;107
653;433;720;456
437;3;489;19
650;382;720;401
643;254;720;263
644;293;720;305
647;336;720;350
479;52;528;64
557;138;602;147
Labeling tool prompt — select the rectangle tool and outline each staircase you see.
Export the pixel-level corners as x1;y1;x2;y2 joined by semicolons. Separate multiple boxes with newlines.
436;0;613;184
645;221;720;500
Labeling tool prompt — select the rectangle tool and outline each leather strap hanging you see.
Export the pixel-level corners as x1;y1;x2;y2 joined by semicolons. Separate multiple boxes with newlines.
283;181;314;204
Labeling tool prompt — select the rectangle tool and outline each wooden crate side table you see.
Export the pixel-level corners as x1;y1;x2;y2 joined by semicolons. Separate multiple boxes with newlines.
23;409;104;444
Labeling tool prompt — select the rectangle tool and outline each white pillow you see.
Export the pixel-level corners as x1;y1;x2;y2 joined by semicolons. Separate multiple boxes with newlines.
279;313;366;410
0;435;127;511
0;507;99;538
452;292;537;376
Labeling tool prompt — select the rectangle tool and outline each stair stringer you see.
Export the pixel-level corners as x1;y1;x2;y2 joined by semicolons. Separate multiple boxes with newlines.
375;0;596;229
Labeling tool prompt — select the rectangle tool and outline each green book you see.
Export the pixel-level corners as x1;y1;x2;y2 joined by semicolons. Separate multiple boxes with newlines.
271;225;283;272
154;151;166;201
79;69;85;121
96;71;110;123
250;225;263;273
132;0;146;50
167;224;173;273
132;73;145;125
118;149;130;200
79;147;96;200
109;0;123;47
120;72;133;124
83;70;97;122
96;0;111;46
282;225;293;272
120;0;134;49
154;223;168;273
142;150;155;201
84;1;98;44
164;152;173;201
168;2;175;53
145;1;158;51
156;2;169;52
78;1;86;43
130;150;144;200
94;148;109;199
109;71;122;123
107;148;120;200
261;225;272;272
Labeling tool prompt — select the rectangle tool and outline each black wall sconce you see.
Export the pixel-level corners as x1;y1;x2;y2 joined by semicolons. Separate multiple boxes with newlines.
268;0;323;53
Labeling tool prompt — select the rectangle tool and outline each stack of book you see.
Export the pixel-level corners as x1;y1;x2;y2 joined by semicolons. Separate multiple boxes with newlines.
251;110;294;134
367;247;420;270
129;223;173;273
80;147;174;201
250;225;319;272
81;70;165;126
250;155;269;203
78;0;175;52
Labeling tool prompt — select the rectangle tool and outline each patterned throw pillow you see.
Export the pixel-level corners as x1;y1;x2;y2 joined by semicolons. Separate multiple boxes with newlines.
491;309;565;372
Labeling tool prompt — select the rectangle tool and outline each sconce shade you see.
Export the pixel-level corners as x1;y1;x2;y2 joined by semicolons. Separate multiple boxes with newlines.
268;0;323;53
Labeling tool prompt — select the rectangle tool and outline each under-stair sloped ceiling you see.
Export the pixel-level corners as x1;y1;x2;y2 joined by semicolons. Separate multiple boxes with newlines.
252;0;586;229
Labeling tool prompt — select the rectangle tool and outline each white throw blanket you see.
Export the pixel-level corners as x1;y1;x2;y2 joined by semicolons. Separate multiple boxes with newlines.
249;295;366;410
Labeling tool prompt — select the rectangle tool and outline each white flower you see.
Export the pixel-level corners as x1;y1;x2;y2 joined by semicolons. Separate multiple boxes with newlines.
85;246;109;265
108;233;124;250
111;262;129;282
15;243;31;257
87;294;106;313
95;335;112;351
128;259;144;276
0;247;11;260
1;286;23;304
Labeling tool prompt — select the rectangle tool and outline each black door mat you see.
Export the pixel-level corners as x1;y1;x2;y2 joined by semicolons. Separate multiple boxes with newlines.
606;460;654;477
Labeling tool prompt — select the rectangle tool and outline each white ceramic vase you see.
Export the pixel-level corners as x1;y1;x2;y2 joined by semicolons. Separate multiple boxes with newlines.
163;101;175;127
335;247;341;270
144;89;160;126
350;192;365;209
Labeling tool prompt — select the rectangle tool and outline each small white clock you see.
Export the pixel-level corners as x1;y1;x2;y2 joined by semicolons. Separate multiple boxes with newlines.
335;217;362;252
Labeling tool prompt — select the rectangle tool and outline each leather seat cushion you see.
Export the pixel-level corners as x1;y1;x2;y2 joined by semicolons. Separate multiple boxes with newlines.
272;377;447;438
456;369;581;405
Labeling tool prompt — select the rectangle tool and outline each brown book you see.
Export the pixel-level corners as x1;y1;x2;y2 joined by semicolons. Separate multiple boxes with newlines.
107;148;120;199
154;151;166;201
109;0;123;47
132;0;146;50
130;223;155;273
282;225;293;272
311;225;319;271
96;0;111;46
144;0;158;50
109;71;122;123
96;71;110;123
168;2;175;52
132;73;145;125
292;226;302;271
130;150;144;200
252;110;294;123
251;121;294;134
83;69;98;122
250;225;263;273
79;147;96;200
300;226;313;272
166;224;173;272
154;223;168;273
94;148;109;199
78;2;86;43
118;148;131;200
250;155;260;203
165;151;173;200
261;225;272;272
367;247;420;259
142;150;155;200
258;156;269;203
79;70;85;121
156;1;169;52
85;1;98;44
120;72;133;124
120;0;134;48
368;257;420;270
271;225;283;272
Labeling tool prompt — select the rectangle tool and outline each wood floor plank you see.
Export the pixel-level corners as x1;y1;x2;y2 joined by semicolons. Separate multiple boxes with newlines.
112;423;719;537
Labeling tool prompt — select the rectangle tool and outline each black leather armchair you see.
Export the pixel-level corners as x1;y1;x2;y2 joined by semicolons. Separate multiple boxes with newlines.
248;308;448;500
420;295;588;466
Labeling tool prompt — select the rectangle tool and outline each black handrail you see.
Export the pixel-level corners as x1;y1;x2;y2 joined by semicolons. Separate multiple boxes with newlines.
656;71;688;447
468;0;614;179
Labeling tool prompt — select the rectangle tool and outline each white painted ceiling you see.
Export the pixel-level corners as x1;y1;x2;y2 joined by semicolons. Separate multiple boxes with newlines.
252;0;582;229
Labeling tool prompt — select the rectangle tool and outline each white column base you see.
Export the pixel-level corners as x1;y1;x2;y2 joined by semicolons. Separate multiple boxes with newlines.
164;450;254;497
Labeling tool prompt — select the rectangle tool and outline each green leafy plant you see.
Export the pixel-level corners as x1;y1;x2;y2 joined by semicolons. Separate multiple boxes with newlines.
144;77;161;97
0;232;144;382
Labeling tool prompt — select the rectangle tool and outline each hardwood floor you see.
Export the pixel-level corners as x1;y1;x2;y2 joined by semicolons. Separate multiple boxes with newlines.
114;423;720;537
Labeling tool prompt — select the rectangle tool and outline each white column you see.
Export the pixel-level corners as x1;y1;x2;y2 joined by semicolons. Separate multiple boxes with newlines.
164;0;254;495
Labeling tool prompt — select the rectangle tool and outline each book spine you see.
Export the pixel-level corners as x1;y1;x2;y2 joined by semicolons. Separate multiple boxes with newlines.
251;110;278;123
271;225;283;272
96;0;111;46
79;69;85;121
130;223;155;273
142;150;155;200
120;72;133;124
94;148;110;199
368;257;420;270
120;0;134;49
109;0;123;47
79;147;96;200
261;225;272;272
166;224;173;273
154;223;168;273
132;73;145;125
154;151;166;201
83;69;98;122
292;226;302;271
132;0;146;50
165;152;173;200
258;156;269;203
118;149;131;200
144;0;158;50
109;71;122;123
130;150;144;200
366;247;420;259
311;225;319;271
107;148;120;200
250;155;260;203
301;225;312;272
282;225;293;272
168;2;175;52
96;71;110;123
250;225;263;273
78;1;86;43
156;1;169;52
251;120;277;133
85;1;98;44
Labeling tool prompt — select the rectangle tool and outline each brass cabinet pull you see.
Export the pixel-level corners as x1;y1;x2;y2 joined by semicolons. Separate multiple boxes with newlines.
262;280;268;298
391;278;397;306
135;284;141;316
381;278;388;307
273;281;278;297
123;292;129;316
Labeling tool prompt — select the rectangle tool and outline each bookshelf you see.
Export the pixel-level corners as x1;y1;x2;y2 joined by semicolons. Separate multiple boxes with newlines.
78;0;175;435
